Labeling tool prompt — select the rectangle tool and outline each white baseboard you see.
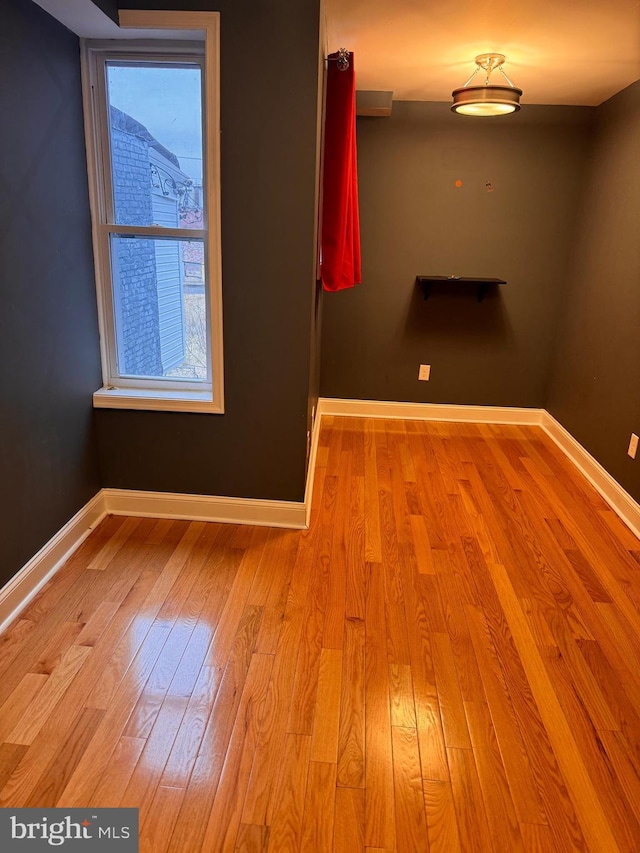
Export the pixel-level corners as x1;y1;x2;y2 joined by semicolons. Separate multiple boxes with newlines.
0;492;106;635
318;397;545;425
542;413;640;540
102;488;308;530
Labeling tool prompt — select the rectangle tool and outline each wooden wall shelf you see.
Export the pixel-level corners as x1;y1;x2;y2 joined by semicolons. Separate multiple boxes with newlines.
416;276;506;302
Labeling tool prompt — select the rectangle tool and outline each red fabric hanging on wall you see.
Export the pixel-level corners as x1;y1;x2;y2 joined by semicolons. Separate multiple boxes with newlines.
320;51;362;292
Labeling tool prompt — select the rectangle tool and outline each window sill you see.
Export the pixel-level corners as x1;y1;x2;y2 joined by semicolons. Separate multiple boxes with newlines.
93;386;223;413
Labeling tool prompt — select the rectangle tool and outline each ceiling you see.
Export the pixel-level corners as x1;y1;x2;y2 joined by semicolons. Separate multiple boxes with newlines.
325;0;640;106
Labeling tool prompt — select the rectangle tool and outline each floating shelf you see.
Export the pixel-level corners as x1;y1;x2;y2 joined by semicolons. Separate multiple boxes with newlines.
416;276;506;303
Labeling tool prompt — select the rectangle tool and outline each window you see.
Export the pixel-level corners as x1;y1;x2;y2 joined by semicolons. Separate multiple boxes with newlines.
81;13;223;412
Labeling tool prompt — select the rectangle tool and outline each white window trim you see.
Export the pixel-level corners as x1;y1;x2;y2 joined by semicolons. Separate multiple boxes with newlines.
81;11;224;414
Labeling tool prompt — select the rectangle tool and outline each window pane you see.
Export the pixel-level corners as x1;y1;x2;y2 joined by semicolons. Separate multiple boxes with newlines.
106;63;204;229
110;234;208;381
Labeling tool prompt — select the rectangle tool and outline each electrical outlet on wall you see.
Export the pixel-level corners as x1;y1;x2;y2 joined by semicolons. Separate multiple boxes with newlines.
628;433;639;459
418;364;431;381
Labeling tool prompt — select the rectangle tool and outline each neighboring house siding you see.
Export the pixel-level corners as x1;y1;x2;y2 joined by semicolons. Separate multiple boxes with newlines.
110;124;163;376
150;157;186;373
153;231;186;372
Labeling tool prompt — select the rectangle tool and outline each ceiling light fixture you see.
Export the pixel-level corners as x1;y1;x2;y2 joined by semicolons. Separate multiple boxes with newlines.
451;53;522;116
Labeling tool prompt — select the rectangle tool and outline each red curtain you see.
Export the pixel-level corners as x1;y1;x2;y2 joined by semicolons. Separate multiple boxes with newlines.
320;51;361;292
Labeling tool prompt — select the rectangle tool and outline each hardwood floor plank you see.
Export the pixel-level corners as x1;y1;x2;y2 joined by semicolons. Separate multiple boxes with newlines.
464;699;523;851
598;729;640;827
165;607;263;852
464;604;547;825
25;707;104;807
30;620;83;674
0;672;48;742
345;475;366;621
200;652;274;853
333;786;364;853
0;620;36;674
364;562;395;851
430;632;472;749
409;515;436;575
417;574;447;633
19;515;125;622
121;695;189;816
56;624;175;807
520;597;557;648
387;456;413;557
86;516;142;571
75;600;121;648
143;518;181;547
139;784;185;853
364;420;382;563
7;644;91;745
388;663;416;729
160;664;218;789
235;824;270;853
487;558;619;852
0;571;163;807
0;744;29;793
519;822;557;852
469;599;588;852
423;780;462;853
323;450;351;651
310;648;343;763
521;452;640;638
287;477;336;736
447;746;494;852
124;619;200;739
391;726;429;852
266;733;312;853
541;644;640;852
240;533;316;826
415;691;450;783
337;619;365;788
300;761;337;853
325;418;345;477
546;608;619;732
90;736;146;807
433;550;485;702
253;531;300;655
397;540;449;783
576;638;640;757
563;549;611;604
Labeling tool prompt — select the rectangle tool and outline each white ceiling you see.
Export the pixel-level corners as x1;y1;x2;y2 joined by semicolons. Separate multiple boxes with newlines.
325;0;640;105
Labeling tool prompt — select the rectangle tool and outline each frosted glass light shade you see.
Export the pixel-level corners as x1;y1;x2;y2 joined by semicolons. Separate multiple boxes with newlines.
451;84;522;116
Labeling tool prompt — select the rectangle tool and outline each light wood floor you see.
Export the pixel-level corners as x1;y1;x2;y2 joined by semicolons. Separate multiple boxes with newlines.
1;418;640;851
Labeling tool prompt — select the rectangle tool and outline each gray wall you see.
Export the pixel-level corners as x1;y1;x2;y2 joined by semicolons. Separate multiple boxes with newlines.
103;0;323;502
320;102;593;407
0;0;102;587
548;80;640;503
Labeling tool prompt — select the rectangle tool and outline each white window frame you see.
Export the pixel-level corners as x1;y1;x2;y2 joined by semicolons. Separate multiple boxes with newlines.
81;11;223;413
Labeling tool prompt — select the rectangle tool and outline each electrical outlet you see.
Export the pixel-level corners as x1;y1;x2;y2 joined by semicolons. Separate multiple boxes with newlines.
628;433;639;459
418;364;431;381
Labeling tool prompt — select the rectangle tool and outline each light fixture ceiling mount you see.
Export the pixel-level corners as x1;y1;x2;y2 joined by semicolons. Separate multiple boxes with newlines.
451;53;522;116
